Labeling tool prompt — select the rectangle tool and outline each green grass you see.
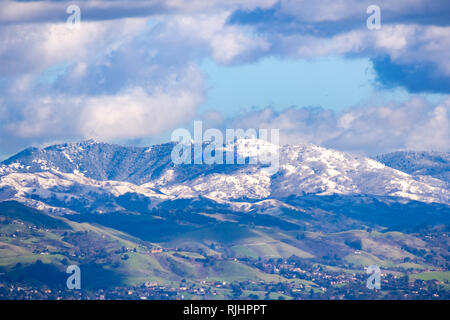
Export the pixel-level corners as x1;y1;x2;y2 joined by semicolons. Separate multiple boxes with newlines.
269;292;293;300
233;241;314;259
171;251;206;260
409;271;450;282
397;262;431;270
0;201;70;229
229;245;259;259
0;253;67;270
344;252;385;267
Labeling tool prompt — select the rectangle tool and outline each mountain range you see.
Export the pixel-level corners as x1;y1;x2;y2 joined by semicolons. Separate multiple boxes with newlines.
376;151;450;184
0;140;449;298
0;139;448;215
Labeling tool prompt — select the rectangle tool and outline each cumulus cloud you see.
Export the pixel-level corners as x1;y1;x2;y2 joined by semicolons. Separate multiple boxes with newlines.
154;11;270;65
277;0;450;25
80;77;203;140
274;24;450;93
0;18;148;76
0;8;263;155
228;0;450;93
0;0;277;25
224;97;450;156
0;0;449;157
0;5;271;154
0;64;204;154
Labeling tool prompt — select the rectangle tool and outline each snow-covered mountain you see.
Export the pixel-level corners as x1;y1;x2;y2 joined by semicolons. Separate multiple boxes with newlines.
0;140;449;216
376;151;450;184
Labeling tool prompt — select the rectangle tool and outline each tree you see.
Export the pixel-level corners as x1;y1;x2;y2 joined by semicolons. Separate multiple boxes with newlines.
231;284;243;297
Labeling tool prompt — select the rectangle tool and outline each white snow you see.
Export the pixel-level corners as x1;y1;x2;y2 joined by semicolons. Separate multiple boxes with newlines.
0;139;448;216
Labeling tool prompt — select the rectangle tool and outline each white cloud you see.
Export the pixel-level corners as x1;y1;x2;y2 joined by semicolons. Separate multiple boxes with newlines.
0;9;269;154
153;11;270;64
225;97;450;156
81;82;203;140
2;65;204;144
0;0;277;25
0;18;148;76
407;103;449;150
277;24;450;77
0;0;448;157
278;0;445;23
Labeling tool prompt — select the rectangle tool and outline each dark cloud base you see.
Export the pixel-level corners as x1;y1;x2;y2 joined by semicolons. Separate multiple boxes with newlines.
372;56;450;94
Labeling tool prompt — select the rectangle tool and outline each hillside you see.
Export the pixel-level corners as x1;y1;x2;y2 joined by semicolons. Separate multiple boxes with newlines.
0;141;449;299
376;151;450;184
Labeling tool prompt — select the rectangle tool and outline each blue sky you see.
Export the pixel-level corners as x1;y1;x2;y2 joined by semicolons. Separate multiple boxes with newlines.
0;0;449;158
200;56;377;116
199;55;446;116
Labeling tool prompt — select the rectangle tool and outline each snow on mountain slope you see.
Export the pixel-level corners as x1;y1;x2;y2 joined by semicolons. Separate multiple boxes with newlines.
155;142;449;204
0;140;449;211
1;140;177;184
376;151;450;183
0;168;171;214
273;145;448;202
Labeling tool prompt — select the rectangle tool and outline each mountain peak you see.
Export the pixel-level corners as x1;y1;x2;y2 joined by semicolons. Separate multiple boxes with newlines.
43;139;106;151
1;141;449;206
